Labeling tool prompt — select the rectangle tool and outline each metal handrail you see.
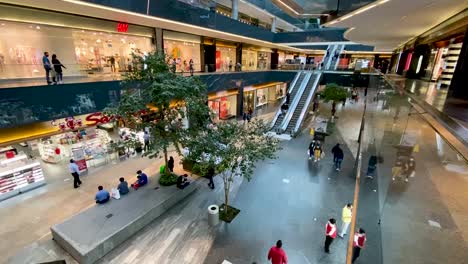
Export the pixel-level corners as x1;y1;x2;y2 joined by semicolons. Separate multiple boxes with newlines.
323;45;337;70
279;72;312;132
292;72;322;134
331;45;344;71
270;71;302;129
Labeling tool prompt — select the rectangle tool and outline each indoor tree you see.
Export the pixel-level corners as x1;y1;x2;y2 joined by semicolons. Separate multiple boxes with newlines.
320;83;348;119
106;51;211;173
183;119;280;222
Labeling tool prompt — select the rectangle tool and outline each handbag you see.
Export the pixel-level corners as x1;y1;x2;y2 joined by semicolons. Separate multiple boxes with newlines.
111;188;120;200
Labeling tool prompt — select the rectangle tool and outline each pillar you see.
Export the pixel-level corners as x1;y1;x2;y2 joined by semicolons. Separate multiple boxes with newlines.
231;0;239;20
449;28;468;100
154;28;163;52
271;16;277;33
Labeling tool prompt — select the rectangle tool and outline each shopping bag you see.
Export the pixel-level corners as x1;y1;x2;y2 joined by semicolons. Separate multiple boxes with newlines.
111;188;120;200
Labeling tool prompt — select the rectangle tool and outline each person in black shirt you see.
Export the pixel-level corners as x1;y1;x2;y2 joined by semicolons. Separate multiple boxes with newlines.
168;156;175;172
177;174;190;189
51;54;66;84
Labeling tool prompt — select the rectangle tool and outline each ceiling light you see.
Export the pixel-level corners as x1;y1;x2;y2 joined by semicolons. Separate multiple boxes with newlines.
276;0;299;15
62;0;304;53
354;4;377;15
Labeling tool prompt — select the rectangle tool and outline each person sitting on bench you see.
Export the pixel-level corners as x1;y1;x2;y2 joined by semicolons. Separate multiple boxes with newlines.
117;177;129;195
95;186;110;204
131;170;148;190
177;174;190;189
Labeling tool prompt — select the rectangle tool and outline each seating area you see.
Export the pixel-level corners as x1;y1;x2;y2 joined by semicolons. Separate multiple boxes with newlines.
50;177;198;264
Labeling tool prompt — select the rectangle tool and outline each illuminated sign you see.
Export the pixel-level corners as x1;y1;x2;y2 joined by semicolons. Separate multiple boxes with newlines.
85;112;114;126
116;22;129;32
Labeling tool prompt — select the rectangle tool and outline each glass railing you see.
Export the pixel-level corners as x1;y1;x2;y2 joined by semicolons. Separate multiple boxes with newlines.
347;75;468;263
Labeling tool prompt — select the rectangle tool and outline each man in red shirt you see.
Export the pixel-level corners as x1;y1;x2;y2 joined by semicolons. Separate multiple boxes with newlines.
267;240;288;264
352;228;366;263
324;218;337;253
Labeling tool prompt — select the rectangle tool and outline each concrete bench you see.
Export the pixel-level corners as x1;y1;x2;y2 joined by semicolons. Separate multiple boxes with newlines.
50;181;198;264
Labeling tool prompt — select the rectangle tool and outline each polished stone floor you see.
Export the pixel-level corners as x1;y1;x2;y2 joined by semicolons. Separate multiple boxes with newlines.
3;87;468;264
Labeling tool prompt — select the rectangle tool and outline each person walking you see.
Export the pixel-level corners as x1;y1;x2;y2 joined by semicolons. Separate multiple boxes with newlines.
324;218;337;253
42;51;52;85
366;155;378;179
331;143;344;171
189;59;194;76
308;140;316;160
143;131;150;152
313;141;323;162
207;166;215;189
339;203;352;238
267;240;288;264
168;156;175;172
51;54;66;84
69;159;82;188
352;228;367;263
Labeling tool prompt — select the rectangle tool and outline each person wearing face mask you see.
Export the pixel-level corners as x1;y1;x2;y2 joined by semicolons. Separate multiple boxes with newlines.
42;52;52;85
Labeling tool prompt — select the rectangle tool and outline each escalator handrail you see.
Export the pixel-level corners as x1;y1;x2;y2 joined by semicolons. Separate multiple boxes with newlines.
293;72;322;134
270;71;302;129
279;72;312;132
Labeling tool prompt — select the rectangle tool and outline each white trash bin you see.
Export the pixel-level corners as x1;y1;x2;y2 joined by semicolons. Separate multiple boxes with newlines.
208;204;219;226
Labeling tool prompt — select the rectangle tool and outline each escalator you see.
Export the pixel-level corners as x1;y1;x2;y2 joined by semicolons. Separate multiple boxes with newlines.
330;44;345;70
282;72;322;135
270;72;306;132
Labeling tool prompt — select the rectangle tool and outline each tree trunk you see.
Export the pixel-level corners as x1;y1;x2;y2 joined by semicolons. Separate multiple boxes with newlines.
223;173;231;212
163;146;169;174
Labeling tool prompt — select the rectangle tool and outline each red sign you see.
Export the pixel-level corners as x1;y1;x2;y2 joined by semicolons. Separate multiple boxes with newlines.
75;159;88;171
85;112;114;126
117;22;129;32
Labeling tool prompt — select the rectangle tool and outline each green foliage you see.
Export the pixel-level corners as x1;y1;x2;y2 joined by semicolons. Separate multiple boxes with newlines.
105;50;211;169
321;83;348;102
183;119;281;210
159;172;178;186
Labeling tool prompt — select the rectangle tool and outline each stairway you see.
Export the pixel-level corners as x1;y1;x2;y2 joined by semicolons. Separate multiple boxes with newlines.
283;74;318;134
271;72;306;131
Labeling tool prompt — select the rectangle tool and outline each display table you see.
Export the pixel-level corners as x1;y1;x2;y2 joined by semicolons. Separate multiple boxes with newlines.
0;154;45;201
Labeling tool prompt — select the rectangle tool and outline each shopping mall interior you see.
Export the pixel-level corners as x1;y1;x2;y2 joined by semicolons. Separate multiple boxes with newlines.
0;0;467;264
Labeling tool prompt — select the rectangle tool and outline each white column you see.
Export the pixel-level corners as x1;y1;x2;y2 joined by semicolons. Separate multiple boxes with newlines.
271;16;277;32
232;0;239;20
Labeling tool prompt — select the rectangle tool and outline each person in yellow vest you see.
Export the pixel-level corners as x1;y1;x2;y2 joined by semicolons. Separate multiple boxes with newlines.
339;203;353;238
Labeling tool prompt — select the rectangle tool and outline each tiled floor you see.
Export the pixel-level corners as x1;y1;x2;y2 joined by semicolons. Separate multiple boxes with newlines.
3;87;468;264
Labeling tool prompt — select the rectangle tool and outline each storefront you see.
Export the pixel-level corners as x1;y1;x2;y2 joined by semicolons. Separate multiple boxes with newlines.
0;108;161;201
215;42;236;72
428;42;462;86
243;82;287;112
242;49;258;71
208;89;238;121
163;31;202;72
0;4;154;79
257;51;271;70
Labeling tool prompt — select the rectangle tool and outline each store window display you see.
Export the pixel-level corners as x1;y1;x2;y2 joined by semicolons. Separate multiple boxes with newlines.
242;50;258;71
257;52;271;70
163;31;201;72
215;46;236;72
0;20;153;79
208;95;237;121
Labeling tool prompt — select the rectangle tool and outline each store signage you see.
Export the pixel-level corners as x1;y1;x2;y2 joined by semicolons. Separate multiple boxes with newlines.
116;22;129;32
85;112;114;126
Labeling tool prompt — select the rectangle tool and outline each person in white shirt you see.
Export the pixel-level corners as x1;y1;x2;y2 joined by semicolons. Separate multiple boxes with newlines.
69;159;82;188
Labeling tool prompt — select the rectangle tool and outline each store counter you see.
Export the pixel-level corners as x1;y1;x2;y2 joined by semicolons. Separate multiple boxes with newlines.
51;179;199;264
0;154;45;201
